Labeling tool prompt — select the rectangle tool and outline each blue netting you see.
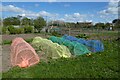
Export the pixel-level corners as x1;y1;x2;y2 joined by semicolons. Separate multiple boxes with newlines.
85;40;104;52
49;36;91;56
62;34;104;52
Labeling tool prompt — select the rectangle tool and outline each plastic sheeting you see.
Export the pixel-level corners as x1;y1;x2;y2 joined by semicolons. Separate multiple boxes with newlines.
11;37;40;68
49;36;91;55
62;34;104;52
32;37;71;59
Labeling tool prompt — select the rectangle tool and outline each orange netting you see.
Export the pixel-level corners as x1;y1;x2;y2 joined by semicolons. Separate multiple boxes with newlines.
10;37;40;68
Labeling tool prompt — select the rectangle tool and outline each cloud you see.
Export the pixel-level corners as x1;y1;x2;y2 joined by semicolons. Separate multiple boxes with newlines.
73;13;81;17
39;11;51;16
98;0;119;22
99;0;119;15
1;5;35;17
85;20;93;22
19;11;59;21
59;13;87;22
59;18;65;21
1;4;59;20
1;4;94;22
1;5;26;13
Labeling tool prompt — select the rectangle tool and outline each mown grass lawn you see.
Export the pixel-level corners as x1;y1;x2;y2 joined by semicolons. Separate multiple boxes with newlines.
2;40;119;78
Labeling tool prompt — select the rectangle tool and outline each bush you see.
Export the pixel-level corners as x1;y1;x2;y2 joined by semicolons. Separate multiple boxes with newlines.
15;28;24;34
2;38;33;45
0;26;2;34
76;34;89;39
25;38;33;43
2;27;7;34
51;31;62;37
2;40;12;45
7;25;16;34
24;26;33;33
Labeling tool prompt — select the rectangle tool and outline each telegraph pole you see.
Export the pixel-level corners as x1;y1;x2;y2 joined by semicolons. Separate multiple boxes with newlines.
46;16;48;27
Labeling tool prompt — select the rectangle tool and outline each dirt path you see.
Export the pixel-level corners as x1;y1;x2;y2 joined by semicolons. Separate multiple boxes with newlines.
2;45;12;72
0;45;2;74
2;34;50;41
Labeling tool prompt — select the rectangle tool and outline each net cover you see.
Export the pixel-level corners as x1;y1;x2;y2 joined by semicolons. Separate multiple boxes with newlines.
62;34;104;52
10;37;40;68
32;37;71;59
49;36;91;56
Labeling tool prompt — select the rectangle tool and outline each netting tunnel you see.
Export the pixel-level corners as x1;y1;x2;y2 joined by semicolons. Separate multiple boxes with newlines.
10;37;40;68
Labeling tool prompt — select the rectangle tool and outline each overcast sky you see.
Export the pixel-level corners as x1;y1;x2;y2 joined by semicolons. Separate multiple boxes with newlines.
0;0;119;23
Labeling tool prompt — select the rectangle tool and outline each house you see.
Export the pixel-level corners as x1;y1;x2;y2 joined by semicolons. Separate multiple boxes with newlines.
108;23;114;31
77;22;93;28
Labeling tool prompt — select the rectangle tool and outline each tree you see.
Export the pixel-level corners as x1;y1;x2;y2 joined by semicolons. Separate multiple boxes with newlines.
7;25;16;34
15;28;24;34
76;22;80;28
94;23;105;29
2;27;7;34
3;17;20;26
34;17;46;32
112;19;120;23
24;26;33;33
103;23;110;30
21;17;32;26
112;19;120;28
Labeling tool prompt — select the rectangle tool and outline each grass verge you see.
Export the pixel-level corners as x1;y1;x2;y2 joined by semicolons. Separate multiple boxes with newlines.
2;38;33;45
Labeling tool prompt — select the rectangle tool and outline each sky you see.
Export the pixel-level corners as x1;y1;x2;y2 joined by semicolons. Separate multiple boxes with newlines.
0;0;119;23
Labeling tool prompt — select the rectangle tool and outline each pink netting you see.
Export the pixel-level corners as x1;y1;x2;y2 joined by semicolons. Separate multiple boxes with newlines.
10;37;40;68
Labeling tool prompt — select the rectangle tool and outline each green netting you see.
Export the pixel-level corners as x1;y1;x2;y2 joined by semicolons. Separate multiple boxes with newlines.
49;36;91;55
32;37;71;59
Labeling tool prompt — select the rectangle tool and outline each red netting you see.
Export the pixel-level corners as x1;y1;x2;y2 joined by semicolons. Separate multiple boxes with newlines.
10;37;40;68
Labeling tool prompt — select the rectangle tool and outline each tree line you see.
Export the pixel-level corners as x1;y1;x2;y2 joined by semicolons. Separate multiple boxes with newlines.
64;19;120;30
1;15;120;34
47;19;120;30
2;15;46;34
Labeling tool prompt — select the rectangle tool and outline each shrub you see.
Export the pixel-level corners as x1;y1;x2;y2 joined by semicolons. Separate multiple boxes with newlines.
76;34;89;39
24;26;33;33
2;27;7;34
2;40;12;45
0;26;2;34
2;38;33;45
7;25;16;34
25;38;33;43
51;31;62;37
15;28;24;34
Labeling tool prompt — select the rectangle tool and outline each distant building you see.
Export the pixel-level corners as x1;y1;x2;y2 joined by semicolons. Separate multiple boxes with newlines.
13;25;21;28
41;25;62;33
78;22;93;28
49;26;58;29
41;26;48;32
109;23;114;30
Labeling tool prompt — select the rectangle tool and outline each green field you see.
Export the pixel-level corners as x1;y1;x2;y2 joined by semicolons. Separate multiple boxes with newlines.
2;40;119;78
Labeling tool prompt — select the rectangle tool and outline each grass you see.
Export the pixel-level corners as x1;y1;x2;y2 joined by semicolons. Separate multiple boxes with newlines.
1;40;12;45
2;38;33;45
90;31;118;36
2;40;119;78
